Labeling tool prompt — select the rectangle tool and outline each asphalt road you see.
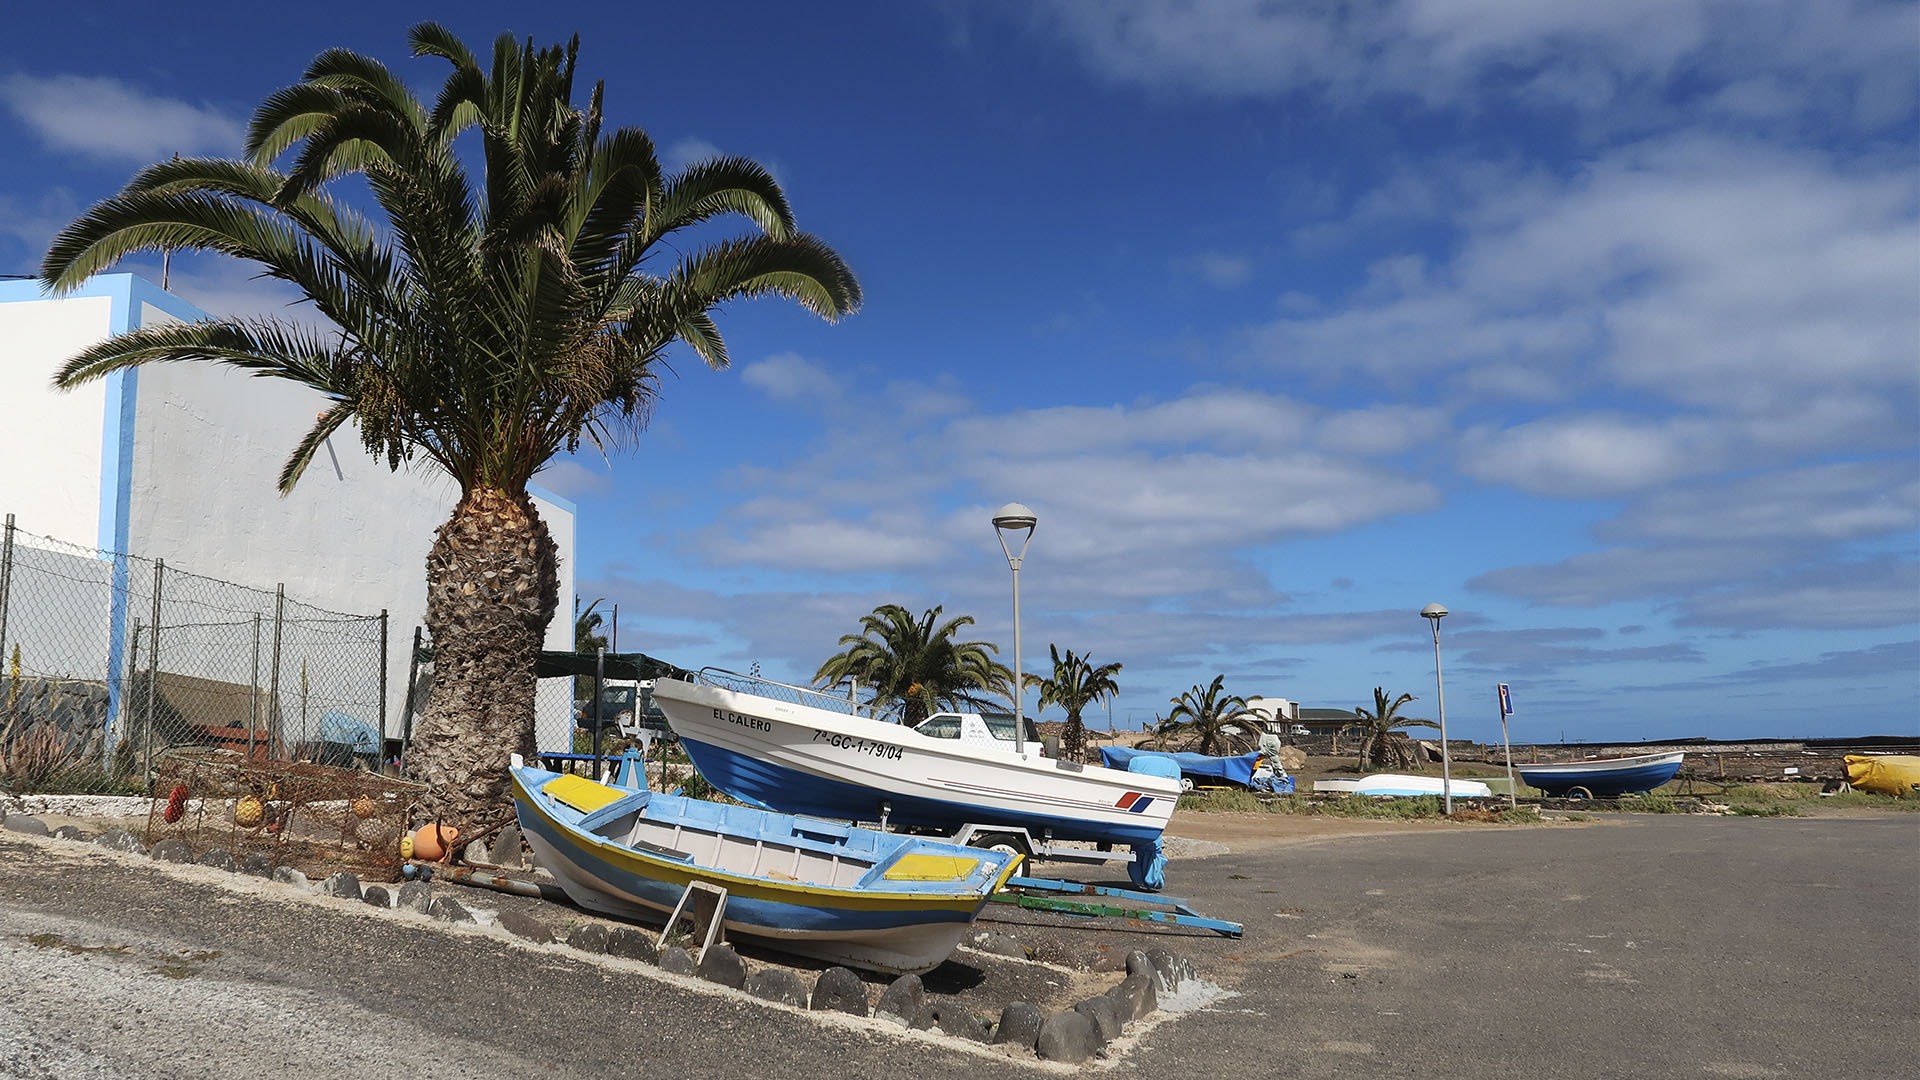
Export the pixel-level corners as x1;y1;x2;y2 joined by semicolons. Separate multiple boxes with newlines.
3;813;1914;1078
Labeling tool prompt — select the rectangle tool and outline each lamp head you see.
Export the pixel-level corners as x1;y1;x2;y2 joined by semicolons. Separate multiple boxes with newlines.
1421;602;1449;621
992;502;1037;532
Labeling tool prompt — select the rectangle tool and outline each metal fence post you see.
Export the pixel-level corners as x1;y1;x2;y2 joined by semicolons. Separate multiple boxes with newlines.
248;613;262;762
268;584;284;758
142;559;163;792
377;609;389;768
0;514;15;681
401;625;422;776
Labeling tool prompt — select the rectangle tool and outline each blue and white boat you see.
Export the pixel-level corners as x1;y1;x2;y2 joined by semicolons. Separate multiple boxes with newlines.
510;765;1022;974
1313;774;1495;798
1517;751;1685;797
649;673;1182;849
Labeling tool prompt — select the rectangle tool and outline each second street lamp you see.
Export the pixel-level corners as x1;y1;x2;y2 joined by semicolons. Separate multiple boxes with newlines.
1422;602;1454;814
992;503;1037;758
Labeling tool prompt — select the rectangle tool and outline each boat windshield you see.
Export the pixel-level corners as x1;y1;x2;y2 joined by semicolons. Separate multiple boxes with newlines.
982;713;1040;743
915;717;962;739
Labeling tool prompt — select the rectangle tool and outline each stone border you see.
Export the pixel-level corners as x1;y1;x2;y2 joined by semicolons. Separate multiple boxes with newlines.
1;810;1218;1066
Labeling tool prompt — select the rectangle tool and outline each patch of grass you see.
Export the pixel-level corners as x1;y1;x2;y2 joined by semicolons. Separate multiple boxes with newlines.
1177;790;1547;823
1626;793;1686;814
1561;813;1592;823
1728;803;1802;818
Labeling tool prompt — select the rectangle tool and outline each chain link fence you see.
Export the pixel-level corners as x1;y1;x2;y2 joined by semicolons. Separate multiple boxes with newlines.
0;514;388;796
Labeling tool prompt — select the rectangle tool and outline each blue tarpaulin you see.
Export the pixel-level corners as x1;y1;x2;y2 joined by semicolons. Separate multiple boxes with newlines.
1101;746;1260;786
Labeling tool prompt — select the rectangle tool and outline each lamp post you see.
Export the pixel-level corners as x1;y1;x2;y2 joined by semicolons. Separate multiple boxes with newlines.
993;503;1037;758
1422;602;1454;815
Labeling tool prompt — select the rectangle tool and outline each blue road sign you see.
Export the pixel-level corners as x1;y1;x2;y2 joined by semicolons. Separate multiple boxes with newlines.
1497;683;1513;715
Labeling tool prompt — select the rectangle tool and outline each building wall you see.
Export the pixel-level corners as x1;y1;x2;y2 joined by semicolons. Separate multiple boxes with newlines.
0;281;118;546
2;274;578;744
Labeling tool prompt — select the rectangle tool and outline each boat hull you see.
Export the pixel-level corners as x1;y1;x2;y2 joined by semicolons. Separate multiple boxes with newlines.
1517;752;1684;796
652;678;1180;846
1311;774;1494;798
510;768;1017;974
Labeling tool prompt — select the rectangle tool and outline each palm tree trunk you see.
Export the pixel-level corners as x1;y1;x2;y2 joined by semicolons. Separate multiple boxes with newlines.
1062;714;1087;763
410;486;559;827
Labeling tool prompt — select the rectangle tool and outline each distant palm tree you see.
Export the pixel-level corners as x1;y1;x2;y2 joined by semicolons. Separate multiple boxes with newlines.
39;25;859;825
813;604;1012;727
1024;645;1122;763
574;598;610;654
1152;675;1253;756
1352;687;1437;770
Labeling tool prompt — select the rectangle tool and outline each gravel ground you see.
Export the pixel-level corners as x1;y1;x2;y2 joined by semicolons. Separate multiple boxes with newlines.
3;811;1915;1078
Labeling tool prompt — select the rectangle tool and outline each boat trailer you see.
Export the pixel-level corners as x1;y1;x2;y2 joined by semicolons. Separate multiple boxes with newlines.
991;874;1243;937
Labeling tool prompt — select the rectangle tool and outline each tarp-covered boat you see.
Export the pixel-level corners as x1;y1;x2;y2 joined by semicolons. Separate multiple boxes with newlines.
1843;754;1920;797
650;673;1181;849
1097;746;1294;793
1517;751;1684;797
510;765;1022;974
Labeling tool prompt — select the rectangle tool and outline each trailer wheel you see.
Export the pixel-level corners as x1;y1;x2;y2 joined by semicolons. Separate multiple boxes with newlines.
1565;785;1594;800
1179;777;1195;793
971;832;1030;858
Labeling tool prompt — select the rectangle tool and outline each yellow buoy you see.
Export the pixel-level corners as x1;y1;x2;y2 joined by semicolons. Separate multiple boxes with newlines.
234;795;265;827
398;833;414;859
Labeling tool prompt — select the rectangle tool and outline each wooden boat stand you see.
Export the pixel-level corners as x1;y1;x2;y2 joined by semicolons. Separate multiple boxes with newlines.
660;880;730;953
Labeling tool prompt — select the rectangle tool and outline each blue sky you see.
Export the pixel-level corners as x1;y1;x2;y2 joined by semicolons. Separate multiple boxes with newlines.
3;2;1915;743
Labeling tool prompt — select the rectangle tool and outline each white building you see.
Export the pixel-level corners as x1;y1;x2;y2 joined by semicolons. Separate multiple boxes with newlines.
0;272;578;753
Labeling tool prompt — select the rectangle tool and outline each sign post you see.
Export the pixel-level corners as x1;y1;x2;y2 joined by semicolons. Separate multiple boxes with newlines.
1496;683;1517;806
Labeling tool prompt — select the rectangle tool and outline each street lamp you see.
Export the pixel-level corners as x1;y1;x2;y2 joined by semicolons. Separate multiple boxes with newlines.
992;503;1037;758
1421;603;1454;814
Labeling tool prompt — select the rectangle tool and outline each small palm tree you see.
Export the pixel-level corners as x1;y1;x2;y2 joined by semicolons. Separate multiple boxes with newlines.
813;604;1012;727
1352;687;1437;770
39;26;859;825
572;598;610;698
1152;675;1253;756
1024;645;1122;763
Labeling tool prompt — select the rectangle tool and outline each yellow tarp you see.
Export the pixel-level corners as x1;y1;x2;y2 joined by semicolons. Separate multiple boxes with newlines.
1844;755;1920;798
543;773;629;813
882;853;980;882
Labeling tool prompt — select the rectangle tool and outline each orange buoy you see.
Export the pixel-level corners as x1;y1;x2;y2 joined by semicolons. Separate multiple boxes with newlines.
410;824;458;861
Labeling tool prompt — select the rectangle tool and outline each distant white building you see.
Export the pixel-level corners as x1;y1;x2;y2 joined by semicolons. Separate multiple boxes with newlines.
0;273;578;751
1242;696;1301;733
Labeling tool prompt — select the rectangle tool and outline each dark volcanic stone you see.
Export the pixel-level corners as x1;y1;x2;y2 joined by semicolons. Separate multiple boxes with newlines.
932;1004;990;1042
658;946;695;975
696;943;748;989
492;824;523;869
1107;972;1157;1021
744;968;809;1007
322;872;363;900
1036;1010;1100;1063
1074;995;1124;1044
396;880;433;912
52;825;90;842
362;886;391;908
239;853;273;877
270;866;309;890
2;815;51;837
874;974;926;1027
1146;948;1182;992
605;926;658;963
150;838;194;863
1124;950;1154;980
810;966;870;1016
969;930;1028;960
567;923;609;953
95;828;145;854
427;896;473;923
992;1002;1044;1050
498;910;556;944
196;848;236;872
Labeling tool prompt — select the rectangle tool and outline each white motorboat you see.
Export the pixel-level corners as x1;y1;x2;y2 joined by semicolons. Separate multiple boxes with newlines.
1312;773;1495;798
649;672;1181;848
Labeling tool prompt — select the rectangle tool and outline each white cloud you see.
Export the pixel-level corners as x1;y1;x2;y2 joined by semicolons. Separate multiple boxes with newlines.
1177;251;1253;288
534;460;612;500
740;352;840;403
1459;413;1727;497
1600;462;1920;545
665;137;724;171
1;74;242;161
1030;0;1917;131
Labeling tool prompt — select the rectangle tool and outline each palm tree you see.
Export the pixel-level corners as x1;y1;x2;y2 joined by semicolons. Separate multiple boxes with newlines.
572;598;610;699
39;26;860;825
813;604;1012;728
1152;675;1253;756
1352;687;1437;770
1024;645;1121;763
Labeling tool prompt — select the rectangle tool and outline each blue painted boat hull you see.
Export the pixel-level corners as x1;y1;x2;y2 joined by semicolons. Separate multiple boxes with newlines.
1517;753;1684;797
681;736;1168;846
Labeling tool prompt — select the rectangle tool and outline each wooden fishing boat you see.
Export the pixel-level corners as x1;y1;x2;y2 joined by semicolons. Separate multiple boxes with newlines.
650;673;1181;848
509;765;1022;974
1516;751;1684;797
